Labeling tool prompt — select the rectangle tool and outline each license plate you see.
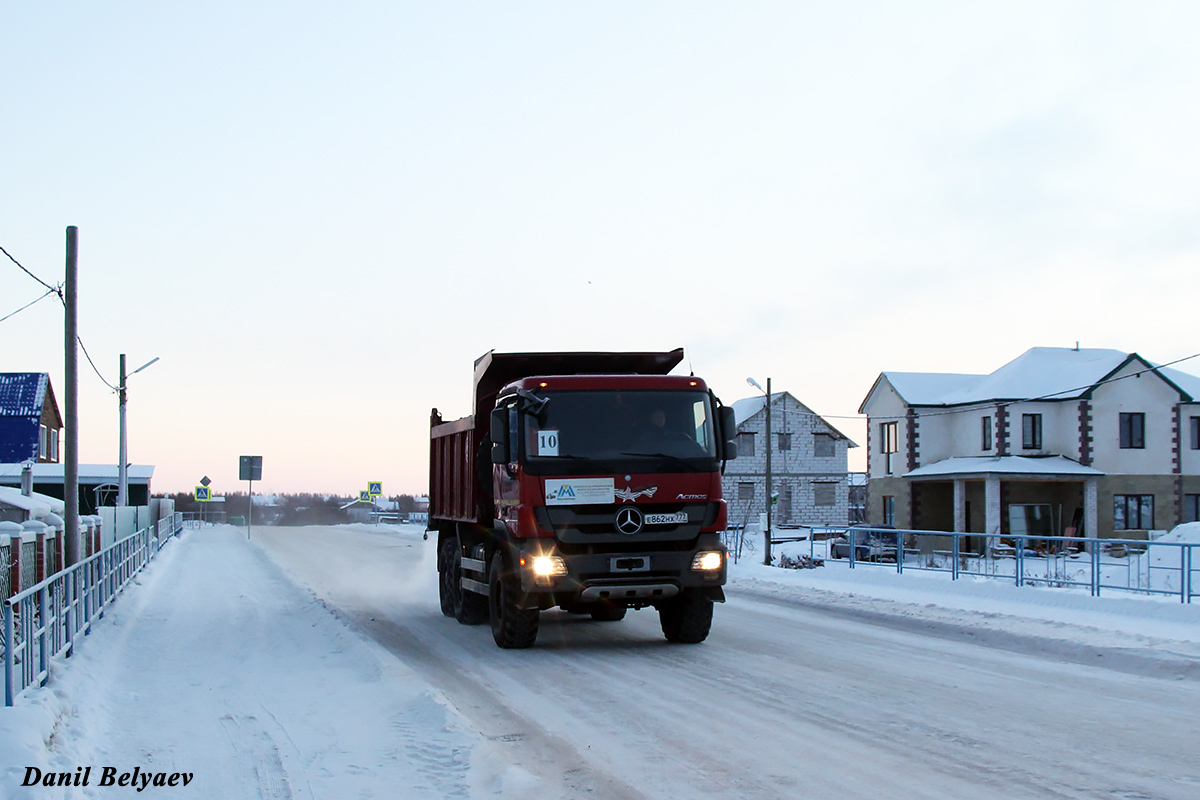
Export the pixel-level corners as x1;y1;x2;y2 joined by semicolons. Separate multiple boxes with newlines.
645;512;688;525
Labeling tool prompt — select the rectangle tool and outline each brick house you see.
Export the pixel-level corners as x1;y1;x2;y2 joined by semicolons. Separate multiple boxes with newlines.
0;373;62;464
858;347;1200;542
722;391;856;528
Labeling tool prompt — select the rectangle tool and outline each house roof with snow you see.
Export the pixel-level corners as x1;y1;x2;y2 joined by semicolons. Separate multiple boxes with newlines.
0;373;60;462
860;348;1200;412
730;391;856;445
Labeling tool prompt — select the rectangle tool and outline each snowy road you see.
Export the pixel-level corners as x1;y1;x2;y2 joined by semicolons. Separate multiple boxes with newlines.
256;525;1200;800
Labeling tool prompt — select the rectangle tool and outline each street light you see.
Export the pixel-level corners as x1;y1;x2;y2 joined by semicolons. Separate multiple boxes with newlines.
746;376;773;566
118;354;159;507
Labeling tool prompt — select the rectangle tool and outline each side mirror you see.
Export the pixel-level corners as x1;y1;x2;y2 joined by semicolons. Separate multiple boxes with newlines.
720;406;738;460
490;408;509;464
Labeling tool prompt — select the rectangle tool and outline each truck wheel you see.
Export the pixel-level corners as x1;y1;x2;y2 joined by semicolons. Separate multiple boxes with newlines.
438;537;456;617
453;546;489;625
659;590;713;644
590;604;627;622
489;553;539;648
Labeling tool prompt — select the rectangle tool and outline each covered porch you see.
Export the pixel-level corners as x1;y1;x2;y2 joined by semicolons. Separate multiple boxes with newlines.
904;456;1103;554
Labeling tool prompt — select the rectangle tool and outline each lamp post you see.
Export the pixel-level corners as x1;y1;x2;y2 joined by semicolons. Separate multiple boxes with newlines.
118;354;159;507
747;377;773;565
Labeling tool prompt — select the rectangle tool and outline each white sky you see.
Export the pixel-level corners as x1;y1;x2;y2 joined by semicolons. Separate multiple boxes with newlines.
3;2;1199;495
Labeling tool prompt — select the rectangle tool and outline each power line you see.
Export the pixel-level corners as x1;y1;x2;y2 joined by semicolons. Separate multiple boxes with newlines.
0;287;57;324
78;335;118;391
0;243;59;294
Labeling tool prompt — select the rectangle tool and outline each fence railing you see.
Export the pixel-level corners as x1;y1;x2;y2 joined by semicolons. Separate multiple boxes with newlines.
2;512;184;706
726;525;1198;604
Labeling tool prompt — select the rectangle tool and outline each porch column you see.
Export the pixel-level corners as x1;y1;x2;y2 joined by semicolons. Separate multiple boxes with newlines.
1084;478;1099;541
954;480;966;533
985;477;1001;535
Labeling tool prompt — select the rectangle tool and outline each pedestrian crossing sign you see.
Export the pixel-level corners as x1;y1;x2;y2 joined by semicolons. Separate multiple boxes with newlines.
195;486;211;501
359;490;371;503
368;481;382;497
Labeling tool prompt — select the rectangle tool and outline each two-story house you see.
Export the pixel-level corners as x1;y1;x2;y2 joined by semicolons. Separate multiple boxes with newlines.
722;391;856;529
859;347;1200;543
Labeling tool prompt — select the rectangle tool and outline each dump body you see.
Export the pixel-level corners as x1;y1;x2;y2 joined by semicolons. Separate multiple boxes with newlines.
429;349;736;647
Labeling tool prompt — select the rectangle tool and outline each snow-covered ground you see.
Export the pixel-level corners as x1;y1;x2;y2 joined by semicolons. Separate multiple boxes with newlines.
1;522;1198;799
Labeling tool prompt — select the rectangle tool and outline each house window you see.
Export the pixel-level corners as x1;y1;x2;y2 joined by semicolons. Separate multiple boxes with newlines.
1114;494;1154;530
777;432;792;451
813;434;835;458
882;495;895;527
736;432;755;458
1119;412;1145;449
40;425;48;459
880;421;898;474
1190;417;1199;450
738;482;755;502
1021;414;1042;450
981;416;992;451
813;483;835;506
50;428;59;462
1184;495;1200;524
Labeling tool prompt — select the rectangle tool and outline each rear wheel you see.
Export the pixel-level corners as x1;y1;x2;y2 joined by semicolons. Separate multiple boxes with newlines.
659;589;713;643
489;553;539;648
438;537;455;617
452;544;488;625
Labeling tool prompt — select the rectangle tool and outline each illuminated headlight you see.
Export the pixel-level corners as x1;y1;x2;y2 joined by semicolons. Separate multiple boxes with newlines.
691;551;724;571
530;555;568;577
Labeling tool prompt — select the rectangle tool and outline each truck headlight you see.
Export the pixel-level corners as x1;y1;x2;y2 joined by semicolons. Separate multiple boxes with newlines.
691;551;723;571
529;555;568;577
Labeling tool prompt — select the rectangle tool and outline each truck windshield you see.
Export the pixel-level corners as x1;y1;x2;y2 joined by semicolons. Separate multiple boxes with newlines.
523;389;717;470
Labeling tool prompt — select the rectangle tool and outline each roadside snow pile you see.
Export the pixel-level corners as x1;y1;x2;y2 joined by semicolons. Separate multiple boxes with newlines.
1156;521;1200;544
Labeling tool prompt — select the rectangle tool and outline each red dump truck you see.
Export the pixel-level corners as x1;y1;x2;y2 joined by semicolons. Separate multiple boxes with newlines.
428;349;739;648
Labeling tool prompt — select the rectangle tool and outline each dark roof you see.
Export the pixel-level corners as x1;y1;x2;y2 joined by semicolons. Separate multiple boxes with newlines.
0;373;51;462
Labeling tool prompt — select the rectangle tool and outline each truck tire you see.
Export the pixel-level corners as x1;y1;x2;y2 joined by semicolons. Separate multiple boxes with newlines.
453;546;489;625
438;537;456;617
489;553;539;648
658;589;713;644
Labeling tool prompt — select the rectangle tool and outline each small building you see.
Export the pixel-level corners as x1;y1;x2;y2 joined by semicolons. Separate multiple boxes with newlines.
0;463;154;516
721;391;857;528
0;373;62;464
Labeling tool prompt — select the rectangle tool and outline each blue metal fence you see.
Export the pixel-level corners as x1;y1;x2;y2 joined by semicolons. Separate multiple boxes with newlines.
3;513;183;706
753;525;1199;603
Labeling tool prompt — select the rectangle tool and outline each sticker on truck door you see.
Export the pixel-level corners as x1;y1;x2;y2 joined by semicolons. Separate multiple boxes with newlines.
545;478;614;505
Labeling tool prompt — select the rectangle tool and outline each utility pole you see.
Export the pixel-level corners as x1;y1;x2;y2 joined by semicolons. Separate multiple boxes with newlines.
118;354;127;507
63;226;80;566
764;378;772;566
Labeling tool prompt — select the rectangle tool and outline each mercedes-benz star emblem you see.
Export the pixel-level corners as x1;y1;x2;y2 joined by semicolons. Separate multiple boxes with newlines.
615;507;643;535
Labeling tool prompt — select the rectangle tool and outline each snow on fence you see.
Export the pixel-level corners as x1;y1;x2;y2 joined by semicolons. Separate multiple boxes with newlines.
2;513;184;706
730;525;1199;603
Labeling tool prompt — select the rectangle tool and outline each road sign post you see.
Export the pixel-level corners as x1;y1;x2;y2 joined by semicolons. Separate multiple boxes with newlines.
239;456;262;539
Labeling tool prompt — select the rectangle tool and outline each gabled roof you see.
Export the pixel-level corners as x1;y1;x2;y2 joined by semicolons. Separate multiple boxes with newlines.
730;391;857;446
863;348;1200;411
0;373;55;463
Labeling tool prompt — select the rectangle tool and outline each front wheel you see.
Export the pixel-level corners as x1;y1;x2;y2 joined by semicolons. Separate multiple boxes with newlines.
489;553;539;648
659;590;713;643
